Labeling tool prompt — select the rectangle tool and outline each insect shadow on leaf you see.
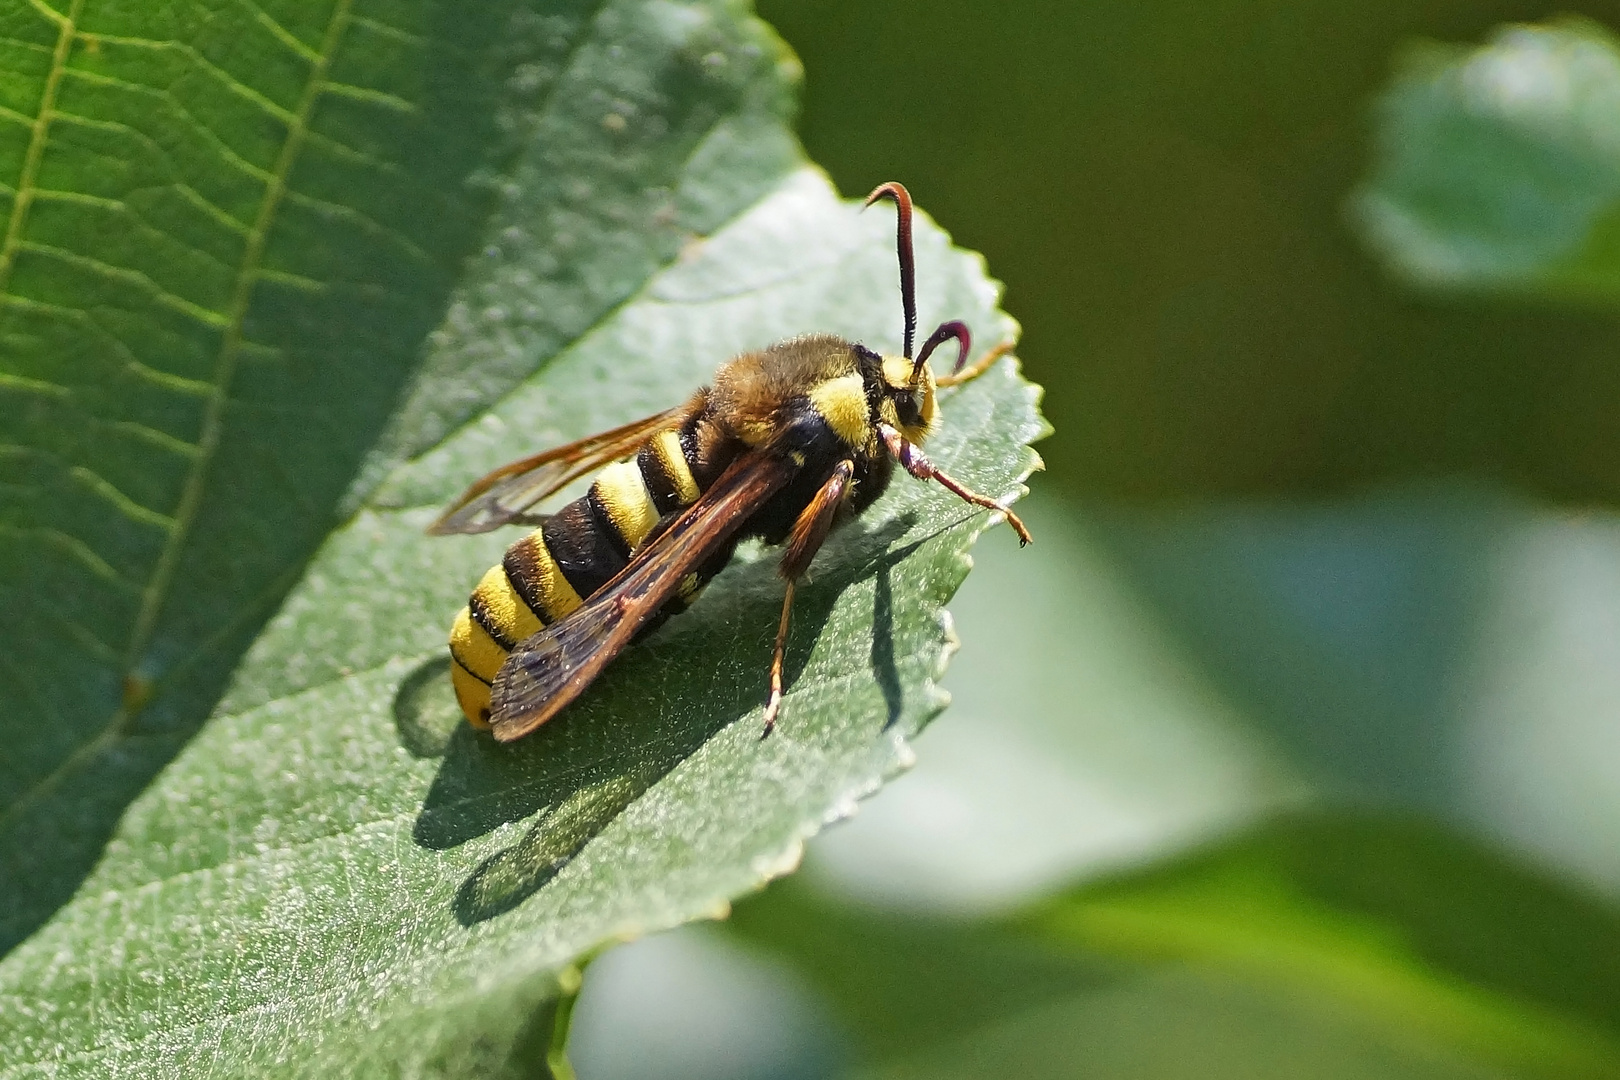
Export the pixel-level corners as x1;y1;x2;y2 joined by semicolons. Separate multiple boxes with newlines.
392;656;463;758
404;512;916;924
871;551;903;729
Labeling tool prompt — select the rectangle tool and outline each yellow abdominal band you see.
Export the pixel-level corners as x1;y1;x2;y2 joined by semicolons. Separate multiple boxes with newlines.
449;557;558;727
592;460;660;551
650;429;700;505
449;606;499;728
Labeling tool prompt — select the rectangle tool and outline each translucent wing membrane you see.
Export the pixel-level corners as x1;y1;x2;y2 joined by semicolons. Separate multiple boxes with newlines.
427;406;694;535
489;451;798;741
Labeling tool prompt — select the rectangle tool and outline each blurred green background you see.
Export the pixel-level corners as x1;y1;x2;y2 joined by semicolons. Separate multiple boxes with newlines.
564;2;1620;1078
767;0;1620;502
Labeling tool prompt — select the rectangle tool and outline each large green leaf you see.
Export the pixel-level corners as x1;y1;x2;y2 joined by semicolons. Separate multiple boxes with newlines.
0;0;801;951
1353;18;1620;302
0;7;1045;1074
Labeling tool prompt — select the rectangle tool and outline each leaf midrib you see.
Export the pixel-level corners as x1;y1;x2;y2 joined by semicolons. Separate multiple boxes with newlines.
122;0;356;674
0;0;80;294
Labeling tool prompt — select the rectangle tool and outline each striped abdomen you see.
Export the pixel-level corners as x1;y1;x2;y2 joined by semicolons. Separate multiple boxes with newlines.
449;426;719;727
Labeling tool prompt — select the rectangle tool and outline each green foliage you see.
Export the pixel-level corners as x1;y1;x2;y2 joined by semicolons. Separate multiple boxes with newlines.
0;0;1044;1074
1021;819;1620;1079
7;1;1620;1077
1355;18;1620;301
0;0;800;952
731;818;1620;1080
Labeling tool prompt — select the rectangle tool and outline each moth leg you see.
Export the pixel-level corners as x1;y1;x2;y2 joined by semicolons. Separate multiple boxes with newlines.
762;579;796;741
763;459;857;738
936;340;1015;388
878;423;1032;545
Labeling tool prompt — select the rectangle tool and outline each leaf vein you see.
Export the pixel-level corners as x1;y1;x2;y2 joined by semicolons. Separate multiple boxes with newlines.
13;240;229;326
0;0;84;296
50;79;280;186
0;35;54;55
0;523;140;592
301;128;403;177
68;465;179;533
0;294;218;398
250;266;325;293
169;182;252;236
77;33;300;124
348;14;425;48
319;80;417;114
142;99;277;183
0;370;73;399
105;420;202;459
44;111;258;229
280;187;430;262
233;0;321;63
23;0;66;27
43;610;121;665
32;188;242;277
122;0;356;666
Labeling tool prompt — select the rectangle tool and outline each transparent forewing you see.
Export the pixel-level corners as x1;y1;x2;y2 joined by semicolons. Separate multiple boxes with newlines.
427;406;693;535
488;452;798;740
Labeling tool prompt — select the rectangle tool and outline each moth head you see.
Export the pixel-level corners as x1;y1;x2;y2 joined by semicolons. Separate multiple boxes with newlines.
880;353;937;444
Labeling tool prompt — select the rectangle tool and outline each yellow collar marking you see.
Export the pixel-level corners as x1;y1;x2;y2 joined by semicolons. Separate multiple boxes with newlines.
807;373;869;446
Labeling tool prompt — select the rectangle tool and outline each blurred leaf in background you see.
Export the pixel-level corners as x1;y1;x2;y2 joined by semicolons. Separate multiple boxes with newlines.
723;817;1620;1080
1355;18;1620;300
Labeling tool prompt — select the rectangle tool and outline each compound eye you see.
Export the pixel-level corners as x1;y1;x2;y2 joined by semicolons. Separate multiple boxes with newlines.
894;391;922;428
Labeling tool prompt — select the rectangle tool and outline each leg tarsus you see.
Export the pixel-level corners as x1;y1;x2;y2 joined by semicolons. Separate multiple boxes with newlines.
878;424;1033;545
762;578;796;739
930;469;1032;546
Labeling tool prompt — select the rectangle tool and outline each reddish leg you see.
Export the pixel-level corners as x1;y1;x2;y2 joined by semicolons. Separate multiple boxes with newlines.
878;424;1032;546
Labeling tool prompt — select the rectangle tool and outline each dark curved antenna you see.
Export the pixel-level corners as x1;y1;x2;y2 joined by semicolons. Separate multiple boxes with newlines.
864;181;917;359
915;320;971;383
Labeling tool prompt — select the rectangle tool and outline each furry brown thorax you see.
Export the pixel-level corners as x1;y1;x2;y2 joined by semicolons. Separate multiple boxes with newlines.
709;333;938;457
